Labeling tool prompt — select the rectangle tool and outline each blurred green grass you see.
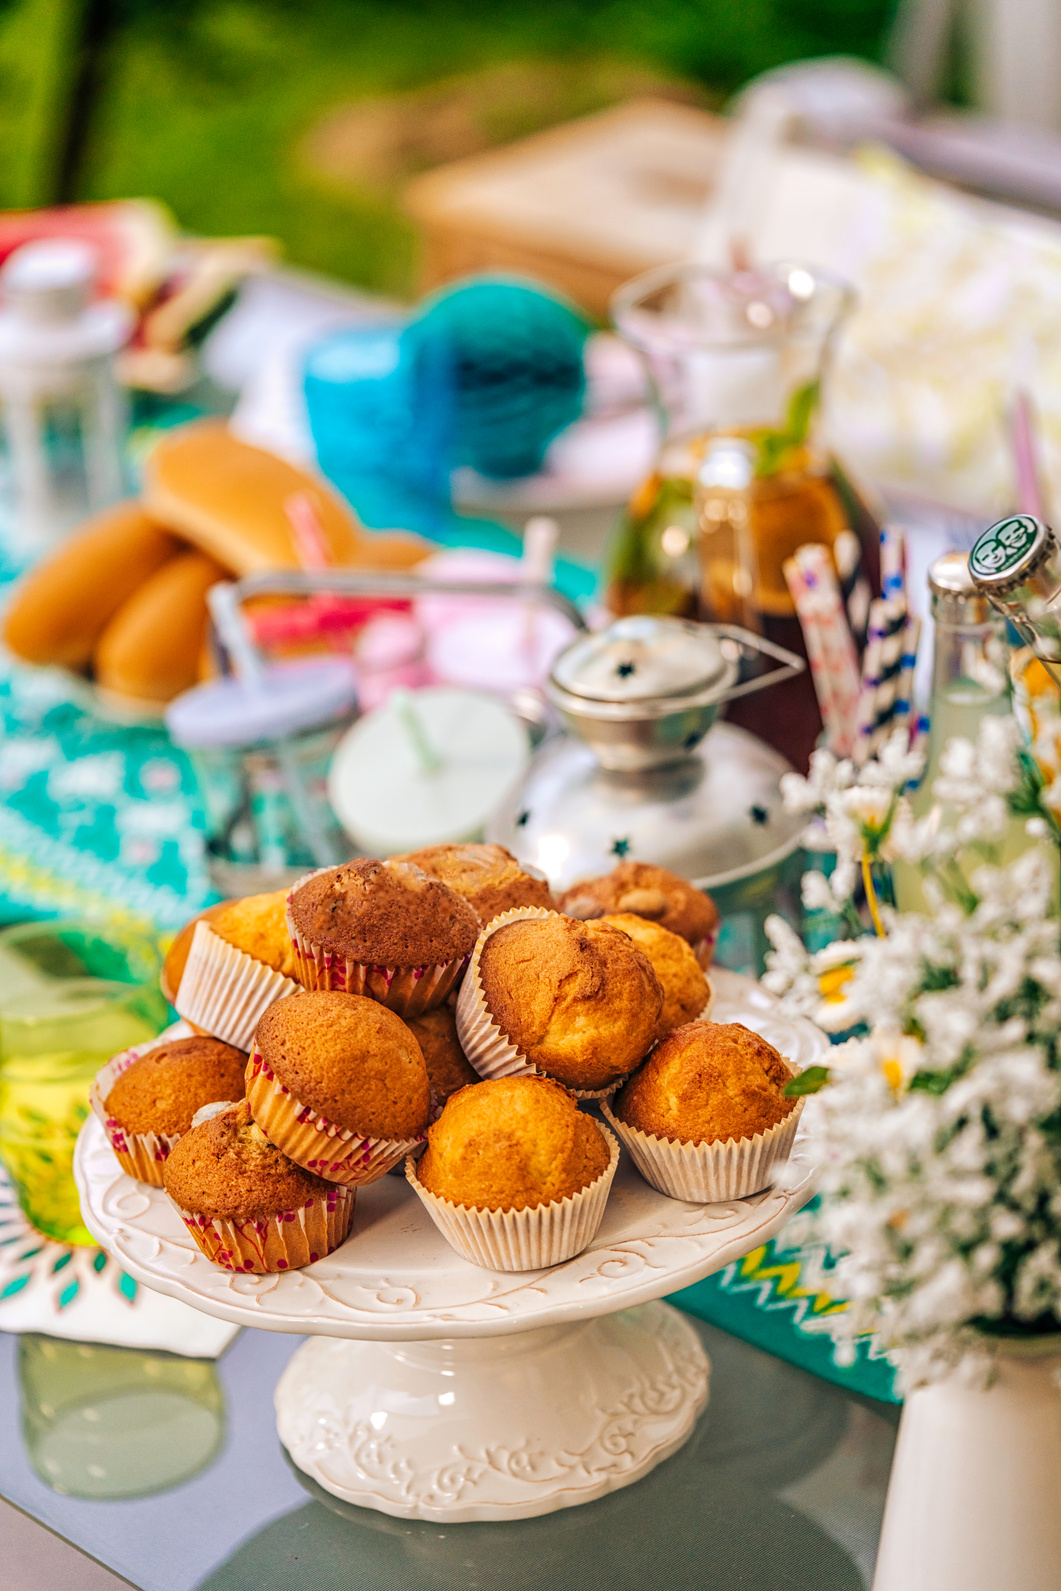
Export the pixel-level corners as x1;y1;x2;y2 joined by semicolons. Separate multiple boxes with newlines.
0;0;893;296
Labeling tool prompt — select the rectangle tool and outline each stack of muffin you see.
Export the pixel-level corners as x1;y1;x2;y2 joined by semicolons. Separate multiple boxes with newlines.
91;845;801;1276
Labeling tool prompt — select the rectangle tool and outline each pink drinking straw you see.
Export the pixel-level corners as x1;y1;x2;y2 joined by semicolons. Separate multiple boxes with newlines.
1010;389;1046;518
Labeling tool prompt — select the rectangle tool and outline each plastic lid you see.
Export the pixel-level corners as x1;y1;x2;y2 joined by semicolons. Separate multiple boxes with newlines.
1;240;95;321
550;616;731;704
328;686;528;854
969;514;1055;592
165;659;358;748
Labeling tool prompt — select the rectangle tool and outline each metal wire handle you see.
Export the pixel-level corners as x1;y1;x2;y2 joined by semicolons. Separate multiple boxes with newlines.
211;572;803;702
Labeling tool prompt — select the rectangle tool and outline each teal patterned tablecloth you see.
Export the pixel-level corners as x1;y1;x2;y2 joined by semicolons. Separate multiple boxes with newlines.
0;661;213;934
0;542;899;1405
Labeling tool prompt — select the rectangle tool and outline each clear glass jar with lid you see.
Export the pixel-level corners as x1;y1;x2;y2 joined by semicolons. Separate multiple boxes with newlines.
166;657;358;895
0;240;131;550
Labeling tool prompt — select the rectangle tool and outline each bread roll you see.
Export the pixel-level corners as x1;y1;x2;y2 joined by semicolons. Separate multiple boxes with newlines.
2;502;181;668
143;420;430;574
94;550;227;703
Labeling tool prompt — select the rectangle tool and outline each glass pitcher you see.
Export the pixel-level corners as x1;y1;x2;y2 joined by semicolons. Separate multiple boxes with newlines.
606;260;857;767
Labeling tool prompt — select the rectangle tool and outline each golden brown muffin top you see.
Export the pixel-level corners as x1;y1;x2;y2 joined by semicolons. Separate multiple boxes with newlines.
255;990;429;1140
558;862;719;950
417;1075;610;1211
395;843;555;926
600;915;709;1038
478;915;662;1091
407;1005;479;1107
211;890;298;978
162;901;231;1004
163;1100;333;1222
288;858;478;968
104;1036;247;1136
614;1021;795;1146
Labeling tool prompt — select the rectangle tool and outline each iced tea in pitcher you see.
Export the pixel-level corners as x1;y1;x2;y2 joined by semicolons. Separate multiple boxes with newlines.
606;261;862;766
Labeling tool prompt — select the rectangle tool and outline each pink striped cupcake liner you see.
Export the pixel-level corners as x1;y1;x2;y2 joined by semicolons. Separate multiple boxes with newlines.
169;1181;355;1273
245;1044;425;1186
90;1036;231;1188
285;905;467;1019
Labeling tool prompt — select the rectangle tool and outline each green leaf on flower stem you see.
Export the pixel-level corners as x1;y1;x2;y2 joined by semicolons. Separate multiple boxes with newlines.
908;1065;964;1096
784;1065;831;1097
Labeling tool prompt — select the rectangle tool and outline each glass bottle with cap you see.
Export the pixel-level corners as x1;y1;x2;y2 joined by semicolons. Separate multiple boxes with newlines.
892;549;1023;912
0;239;131;550
968;513;1061;684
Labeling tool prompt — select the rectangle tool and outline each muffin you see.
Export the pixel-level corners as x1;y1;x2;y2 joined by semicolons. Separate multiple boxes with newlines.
171;890;301;1051
394;843;555;926
92;1034;247;1186
163;1100;354;1273
286;857;479;1017
558;862;719;968
599;914;711;1037
456;909;663;1096
246;990;430;1184
407;1075;619;1269
602;1021;802;1201
407;1004;479;1113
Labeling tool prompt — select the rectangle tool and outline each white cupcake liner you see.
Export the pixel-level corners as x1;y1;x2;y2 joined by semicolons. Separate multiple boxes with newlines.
90;1041;187;1186
455;906;645;1100
175;921;300;1051
285;905;467;1018
245;1045;425;1186
599;1087;804;1202
169;1181;355;1273
406;1122;618;1271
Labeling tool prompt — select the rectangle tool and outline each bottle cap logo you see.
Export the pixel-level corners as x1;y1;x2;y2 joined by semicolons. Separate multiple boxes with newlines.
969;515;1044;582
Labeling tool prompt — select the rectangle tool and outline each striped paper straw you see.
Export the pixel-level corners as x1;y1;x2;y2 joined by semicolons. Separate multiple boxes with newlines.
880;525;907;603
853;599;887;765
891;615;922;731
795;543;862;752
784;543;861;756
864;594;909;759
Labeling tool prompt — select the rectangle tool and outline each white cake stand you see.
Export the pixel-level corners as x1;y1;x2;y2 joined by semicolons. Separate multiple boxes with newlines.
75;970;827;1523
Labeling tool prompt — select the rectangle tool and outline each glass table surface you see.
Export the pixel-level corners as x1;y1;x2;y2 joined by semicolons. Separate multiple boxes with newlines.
0;1317;897;1590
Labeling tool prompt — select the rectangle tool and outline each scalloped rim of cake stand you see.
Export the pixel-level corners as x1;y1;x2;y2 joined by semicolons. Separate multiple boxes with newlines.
75;970;826;1343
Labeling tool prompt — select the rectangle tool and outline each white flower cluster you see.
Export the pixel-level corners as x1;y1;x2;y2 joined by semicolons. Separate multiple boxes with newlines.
768;716;1061;1386
780;728;924;912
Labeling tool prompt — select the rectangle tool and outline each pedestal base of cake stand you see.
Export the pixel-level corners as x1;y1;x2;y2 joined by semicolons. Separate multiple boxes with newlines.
274;1300;709;1522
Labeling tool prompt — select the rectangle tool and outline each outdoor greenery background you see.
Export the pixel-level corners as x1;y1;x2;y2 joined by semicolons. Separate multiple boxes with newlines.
0;0;896;296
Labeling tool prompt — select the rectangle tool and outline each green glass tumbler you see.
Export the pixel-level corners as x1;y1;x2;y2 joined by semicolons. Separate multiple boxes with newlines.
19;1335;224;1497
0;923;167;1245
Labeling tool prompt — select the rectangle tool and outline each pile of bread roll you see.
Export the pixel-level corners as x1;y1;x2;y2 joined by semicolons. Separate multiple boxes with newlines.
2;420;429;711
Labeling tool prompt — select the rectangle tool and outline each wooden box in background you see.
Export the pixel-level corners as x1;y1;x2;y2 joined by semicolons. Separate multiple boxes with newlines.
403;99;727;317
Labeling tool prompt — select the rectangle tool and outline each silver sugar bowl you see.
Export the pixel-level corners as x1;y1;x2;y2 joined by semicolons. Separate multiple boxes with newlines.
489;615;807;969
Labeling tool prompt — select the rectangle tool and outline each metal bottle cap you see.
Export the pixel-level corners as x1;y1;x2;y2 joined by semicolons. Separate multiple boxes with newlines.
968;514;1055;594
928;550;993;624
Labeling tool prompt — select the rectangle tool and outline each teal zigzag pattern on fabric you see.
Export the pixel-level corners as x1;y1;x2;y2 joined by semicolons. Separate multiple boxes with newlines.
668;1227;900;1405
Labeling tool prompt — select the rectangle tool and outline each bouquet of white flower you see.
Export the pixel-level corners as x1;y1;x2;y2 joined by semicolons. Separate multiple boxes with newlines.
765;716;1061;1391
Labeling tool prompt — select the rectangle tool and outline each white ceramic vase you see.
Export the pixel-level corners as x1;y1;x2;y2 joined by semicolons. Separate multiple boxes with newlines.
873;1338;1061;1591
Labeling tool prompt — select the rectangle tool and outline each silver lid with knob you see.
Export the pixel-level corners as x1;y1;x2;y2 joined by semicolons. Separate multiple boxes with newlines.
546;615;740;772
493;614;807;895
